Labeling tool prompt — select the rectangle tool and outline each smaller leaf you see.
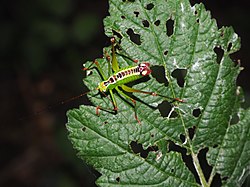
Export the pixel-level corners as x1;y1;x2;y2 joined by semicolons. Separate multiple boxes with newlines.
207;108;250;187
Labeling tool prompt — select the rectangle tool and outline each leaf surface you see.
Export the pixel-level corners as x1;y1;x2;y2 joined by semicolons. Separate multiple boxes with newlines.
66;0;249;186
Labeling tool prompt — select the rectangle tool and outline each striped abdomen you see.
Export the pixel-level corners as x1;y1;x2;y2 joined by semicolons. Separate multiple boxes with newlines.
98;63;151;92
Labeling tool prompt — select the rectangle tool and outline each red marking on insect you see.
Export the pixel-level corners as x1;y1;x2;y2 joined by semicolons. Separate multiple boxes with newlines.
135;114;141;124
139;62;152;76
96;106;101;116
174;98;185;103
151;92;157;96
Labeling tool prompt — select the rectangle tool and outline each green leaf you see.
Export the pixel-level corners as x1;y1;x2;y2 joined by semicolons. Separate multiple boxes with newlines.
207;108;250;187
67;106;198;186
66;0;250;186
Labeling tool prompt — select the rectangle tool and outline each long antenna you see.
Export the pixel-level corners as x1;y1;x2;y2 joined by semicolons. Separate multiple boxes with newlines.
19;91;90;121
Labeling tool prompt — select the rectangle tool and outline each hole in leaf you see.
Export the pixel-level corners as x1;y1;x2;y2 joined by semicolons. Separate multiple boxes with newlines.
168;109;178;118
198;148;212;181
180;134;185;143
211;173;222;187
85;69;93;76
121;15;126;19
134;11;139;17
104;121;108;125
192;108;201;117
229;52;241;67
168;141;181;152
196;19;200;23
154;20;160;26
81;127;86;132
227;42;232;52
151;146;158;152
146;3;154;10
158;101;172;117
230;113;239;125
213;144;218;148
171;169;174;173
116;177;120;182
151;66;169;86
130;141;158;158
214;46;224;64
168;141;199;183
171;69;187;87
166;19;174;36
142;20;150;28
222;176;229;181
112;29;122;40
188;126;196;140
151;133;155;138
126;28;141;45
164;50;168;55
158;101;178;118
194;10;198;15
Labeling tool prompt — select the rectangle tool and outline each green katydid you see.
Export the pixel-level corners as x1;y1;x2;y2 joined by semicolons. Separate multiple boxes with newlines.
20;37;184;122
83;37;184;123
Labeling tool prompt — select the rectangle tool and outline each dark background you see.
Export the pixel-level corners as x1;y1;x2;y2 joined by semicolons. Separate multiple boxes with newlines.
0;0;249;186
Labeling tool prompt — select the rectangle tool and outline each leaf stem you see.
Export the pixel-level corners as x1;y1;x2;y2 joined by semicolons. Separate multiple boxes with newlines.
179;113;209;187
192;153;209;187
207;169;216;186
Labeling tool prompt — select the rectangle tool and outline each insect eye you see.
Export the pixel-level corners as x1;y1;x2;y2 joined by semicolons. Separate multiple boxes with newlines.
139;67;144;72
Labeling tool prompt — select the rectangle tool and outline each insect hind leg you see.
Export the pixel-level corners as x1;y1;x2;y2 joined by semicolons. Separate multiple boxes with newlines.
121;85;184;103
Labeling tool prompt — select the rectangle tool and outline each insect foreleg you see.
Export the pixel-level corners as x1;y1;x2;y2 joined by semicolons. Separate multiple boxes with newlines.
83;60;108;81
109;90;118;111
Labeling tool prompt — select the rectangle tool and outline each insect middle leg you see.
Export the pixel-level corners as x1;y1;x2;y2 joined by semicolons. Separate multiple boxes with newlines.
95;90;118;116
115;86;141;124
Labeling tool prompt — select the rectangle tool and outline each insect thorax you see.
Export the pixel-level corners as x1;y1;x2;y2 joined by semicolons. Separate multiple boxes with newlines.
98;63;151;92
